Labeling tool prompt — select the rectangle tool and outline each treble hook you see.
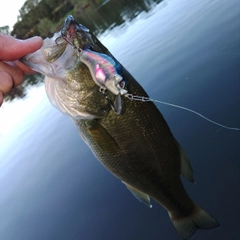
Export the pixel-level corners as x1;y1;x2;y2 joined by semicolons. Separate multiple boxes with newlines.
99;88;122;115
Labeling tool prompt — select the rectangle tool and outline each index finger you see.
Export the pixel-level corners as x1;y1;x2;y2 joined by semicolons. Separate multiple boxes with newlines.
0;34;43;61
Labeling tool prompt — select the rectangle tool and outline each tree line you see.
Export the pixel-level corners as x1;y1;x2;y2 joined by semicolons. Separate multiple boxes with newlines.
10;0;101;39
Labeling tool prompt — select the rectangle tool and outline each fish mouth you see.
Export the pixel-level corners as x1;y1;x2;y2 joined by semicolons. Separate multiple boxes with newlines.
56;15;96;53
21;16;95;75
62;15;90;38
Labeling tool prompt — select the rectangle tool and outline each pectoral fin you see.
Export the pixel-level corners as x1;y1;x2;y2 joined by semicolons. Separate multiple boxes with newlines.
122;181;152;208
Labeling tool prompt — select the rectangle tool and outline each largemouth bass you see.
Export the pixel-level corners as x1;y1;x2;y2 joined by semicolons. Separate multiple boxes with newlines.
21;15;219;239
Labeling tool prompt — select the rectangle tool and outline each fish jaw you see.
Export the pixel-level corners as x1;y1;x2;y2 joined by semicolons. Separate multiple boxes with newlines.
21;46;55;76
21;32;75;79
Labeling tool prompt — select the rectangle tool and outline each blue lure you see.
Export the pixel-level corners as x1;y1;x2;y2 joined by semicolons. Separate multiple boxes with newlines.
80;49;127;96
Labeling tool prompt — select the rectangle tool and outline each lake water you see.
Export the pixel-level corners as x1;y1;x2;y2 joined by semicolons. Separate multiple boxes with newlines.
0;0;240;239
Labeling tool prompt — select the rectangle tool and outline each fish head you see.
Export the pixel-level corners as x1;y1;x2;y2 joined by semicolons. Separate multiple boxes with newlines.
21;15;120;119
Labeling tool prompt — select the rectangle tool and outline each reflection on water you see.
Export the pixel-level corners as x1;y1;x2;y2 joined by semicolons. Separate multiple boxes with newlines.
0;0;240;240
75;0;163;37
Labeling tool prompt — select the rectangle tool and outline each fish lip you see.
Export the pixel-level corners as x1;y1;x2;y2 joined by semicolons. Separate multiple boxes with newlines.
20;32;66;76
54;15;108;57
58;15;105;55
59;15;91;49
63;15;89;35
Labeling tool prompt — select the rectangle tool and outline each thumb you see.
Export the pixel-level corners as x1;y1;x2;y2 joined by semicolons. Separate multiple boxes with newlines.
0;35;43;61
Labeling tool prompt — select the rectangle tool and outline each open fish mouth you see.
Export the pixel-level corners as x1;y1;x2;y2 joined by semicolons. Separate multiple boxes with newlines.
21;15;96;73
21;15;105;71
55;15;94;53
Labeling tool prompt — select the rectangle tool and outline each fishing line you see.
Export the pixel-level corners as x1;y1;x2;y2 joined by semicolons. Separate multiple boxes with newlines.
125;94;240;131
60;36;239;131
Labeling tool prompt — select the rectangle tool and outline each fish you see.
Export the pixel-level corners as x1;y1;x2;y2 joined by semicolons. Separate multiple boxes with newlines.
21;15;219;239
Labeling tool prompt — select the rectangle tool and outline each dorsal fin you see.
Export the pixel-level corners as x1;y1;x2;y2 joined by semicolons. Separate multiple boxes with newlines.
122;181;152;208
177;142;195;183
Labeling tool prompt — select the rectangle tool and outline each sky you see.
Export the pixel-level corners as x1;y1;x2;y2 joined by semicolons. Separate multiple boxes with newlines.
0;0;26;30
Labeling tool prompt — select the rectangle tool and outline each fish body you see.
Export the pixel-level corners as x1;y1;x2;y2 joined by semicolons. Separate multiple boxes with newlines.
21;15;219;239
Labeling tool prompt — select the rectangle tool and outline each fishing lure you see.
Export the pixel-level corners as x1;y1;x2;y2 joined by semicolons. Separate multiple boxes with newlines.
56;32;127;96
79;49;127;114
80;49;127;96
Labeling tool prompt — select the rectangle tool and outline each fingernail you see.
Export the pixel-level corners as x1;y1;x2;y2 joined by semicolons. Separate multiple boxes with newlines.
29;36;43;41
21;36;43;43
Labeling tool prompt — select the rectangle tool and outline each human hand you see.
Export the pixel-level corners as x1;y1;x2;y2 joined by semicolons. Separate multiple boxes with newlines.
0;34;43;106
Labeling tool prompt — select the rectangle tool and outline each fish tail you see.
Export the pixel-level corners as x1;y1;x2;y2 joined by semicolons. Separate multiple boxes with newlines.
169;204;220;239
